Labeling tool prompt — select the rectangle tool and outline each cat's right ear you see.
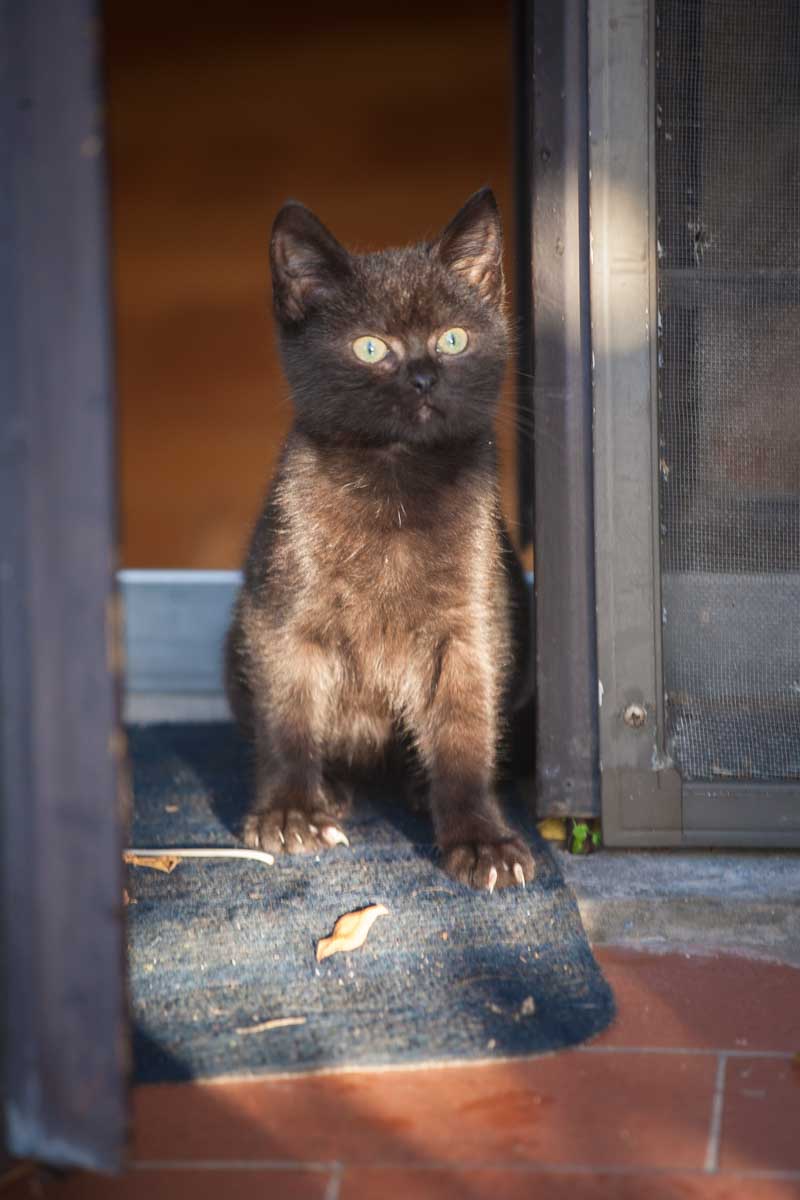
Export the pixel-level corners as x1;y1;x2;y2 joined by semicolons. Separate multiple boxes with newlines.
270;202;352;324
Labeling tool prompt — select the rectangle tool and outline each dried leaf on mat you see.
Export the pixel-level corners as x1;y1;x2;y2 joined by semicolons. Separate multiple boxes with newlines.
316;904;389;962
123;852;181;874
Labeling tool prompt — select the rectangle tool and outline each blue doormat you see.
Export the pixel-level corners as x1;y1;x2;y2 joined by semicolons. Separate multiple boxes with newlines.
127;723;615;1082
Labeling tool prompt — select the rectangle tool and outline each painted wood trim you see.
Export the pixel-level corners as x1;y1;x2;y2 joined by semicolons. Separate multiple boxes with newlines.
1;3;127;1169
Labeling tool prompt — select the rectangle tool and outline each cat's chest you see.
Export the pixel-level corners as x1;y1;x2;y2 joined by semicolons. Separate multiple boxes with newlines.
275;443;489;633
303;491;465;627
320;518;450;611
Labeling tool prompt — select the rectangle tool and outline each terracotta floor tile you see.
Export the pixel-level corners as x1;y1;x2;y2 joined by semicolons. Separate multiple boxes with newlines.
594;949;800;1053
124;951;798;1181
133;1051;715;1169
720;1057;800;1172
42;1168;330;1199
341;1168;800;1200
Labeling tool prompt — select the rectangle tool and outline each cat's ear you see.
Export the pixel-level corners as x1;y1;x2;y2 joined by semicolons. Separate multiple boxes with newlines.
270;202;352;323
431;188;504;306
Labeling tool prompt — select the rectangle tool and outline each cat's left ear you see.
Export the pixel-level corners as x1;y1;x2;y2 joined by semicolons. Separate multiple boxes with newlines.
431;188;504;306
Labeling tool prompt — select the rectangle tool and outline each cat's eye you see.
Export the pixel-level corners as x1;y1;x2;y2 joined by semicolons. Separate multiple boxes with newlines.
436;327;469;356
352;335;390;364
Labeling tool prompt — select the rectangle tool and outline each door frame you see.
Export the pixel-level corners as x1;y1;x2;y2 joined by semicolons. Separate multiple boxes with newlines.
588;0;800;845
1;1;128;1170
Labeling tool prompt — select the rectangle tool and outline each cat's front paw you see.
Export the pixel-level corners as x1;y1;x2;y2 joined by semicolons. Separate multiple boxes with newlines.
243;807;349;857
440;837;534;893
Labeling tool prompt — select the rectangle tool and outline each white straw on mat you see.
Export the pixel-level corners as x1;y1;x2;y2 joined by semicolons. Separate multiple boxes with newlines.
124;847;275;866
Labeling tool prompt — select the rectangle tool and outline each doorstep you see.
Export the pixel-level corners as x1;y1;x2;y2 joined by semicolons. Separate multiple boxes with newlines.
559;847;800;966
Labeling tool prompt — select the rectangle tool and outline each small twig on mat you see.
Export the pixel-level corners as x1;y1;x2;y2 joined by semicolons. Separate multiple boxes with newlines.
124;847;275;869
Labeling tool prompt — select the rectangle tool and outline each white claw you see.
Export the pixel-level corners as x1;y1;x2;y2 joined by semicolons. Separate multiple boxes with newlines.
513;863;526;888
321;825;350;848
487;866;498;895
293;831;304;845
277;829;285;846
308;824;319;835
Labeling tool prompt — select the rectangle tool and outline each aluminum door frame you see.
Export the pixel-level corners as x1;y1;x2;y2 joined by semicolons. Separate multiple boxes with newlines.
589;0;800;845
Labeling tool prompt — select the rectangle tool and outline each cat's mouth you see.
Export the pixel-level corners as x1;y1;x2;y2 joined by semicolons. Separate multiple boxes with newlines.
415;400;442;424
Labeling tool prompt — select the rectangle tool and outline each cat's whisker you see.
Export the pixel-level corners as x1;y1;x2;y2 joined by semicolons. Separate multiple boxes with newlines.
493;407;565;449
496;394;535;414
493;415;537;438
495;396;535;417
493;415;561;450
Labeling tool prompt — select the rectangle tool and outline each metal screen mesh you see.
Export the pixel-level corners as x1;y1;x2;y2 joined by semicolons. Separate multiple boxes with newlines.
657;0;800;780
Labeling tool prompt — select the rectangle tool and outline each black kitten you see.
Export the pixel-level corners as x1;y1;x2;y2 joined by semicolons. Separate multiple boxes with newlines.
225;189;534;891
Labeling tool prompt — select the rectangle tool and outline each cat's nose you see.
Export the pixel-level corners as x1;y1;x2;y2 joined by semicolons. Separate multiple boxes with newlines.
410;368;436;395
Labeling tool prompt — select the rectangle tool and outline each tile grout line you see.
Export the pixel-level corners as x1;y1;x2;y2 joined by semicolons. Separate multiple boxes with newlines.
579;1046;793;1059
130;1160;800;1181
704;1052;728;1172
323;1162;343;1200
133;1160;336;1172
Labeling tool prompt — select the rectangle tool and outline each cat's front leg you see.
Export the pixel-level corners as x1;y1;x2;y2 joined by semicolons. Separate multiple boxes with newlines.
241;638;350;856
412;639;534;892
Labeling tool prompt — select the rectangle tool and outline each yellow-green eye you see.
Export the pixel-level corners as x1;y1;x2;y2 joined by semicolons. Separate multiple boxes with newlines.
352;335;390;364
436;327;469;356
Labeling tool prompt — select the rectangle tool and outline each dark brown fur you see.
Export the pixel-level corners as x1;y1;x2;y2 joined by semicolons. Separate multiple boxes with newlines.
225;189;534;890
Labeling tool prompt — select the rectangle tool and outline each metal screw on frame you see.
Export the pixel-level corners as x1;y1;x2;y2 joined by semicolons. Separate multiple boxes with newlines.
623;703;648;729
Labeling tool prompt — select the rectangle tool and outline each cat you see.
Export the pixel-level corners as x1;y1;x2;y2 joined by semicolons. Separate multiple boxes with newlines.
224;188;534;891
